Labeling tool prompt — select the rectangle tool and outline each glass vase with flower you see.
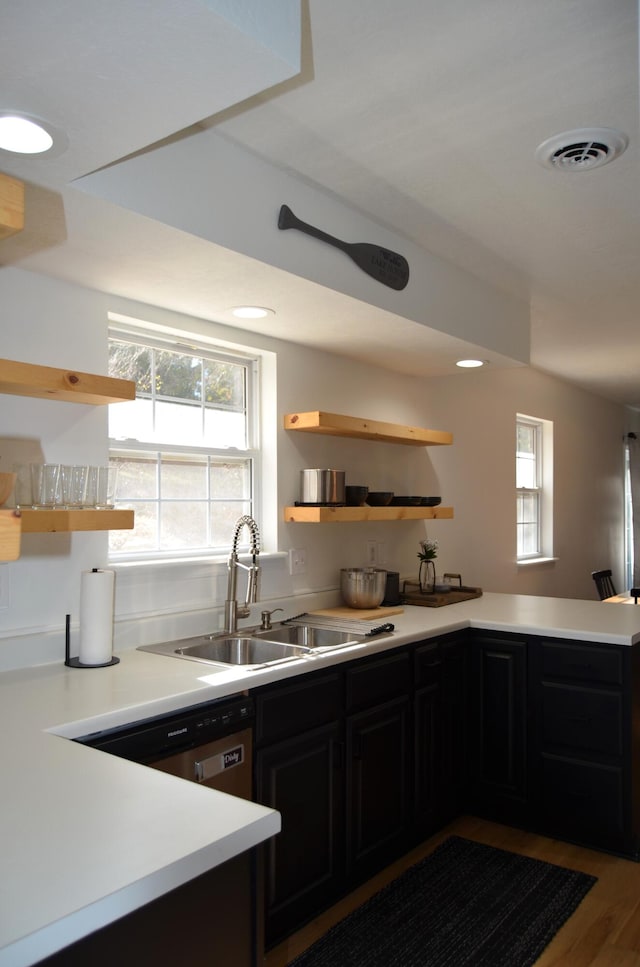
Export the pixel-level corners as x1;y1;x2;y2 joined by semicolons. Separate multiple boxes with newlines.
417;538;438;593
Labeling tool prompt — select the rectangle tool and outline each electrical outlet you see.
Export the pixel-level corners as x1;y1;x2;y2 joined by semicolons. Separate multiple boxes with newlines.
366;540;377;565
377;542;387;565
289;548;307;575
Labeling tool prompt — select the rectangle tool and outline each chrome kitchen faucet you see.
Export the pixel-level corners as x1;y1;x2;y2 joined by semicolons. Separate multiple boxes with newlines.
224;515;261;634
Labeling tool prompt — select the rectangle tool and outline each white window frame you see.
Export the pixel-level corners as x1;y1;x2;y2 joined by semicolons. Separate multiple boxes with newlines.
516;413;554;564
107;322;262;563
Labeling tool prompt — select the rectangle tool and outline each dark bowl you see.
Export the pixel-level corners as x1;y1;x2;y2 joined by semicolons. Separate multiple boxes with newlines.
421;496;442;507
345;485;369;506
390;495;422;506
366;491;394;506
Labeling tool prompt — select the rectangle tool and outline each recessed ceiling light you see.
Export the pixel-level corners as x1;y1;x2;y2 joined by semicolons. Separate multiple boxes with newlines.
231;306;275;319
456;359;485;368
0;112;67;156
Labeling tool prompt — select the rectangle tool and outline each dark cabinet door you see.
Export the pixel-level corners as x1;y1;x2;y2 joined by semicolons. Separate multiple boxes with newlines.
440;638;470;819
346;695;411;883
539;753;625;853
414;678;441;834
255;721;343;947
413;639;442;835
532;638;634;856
413;636;469;836
469;635;528;820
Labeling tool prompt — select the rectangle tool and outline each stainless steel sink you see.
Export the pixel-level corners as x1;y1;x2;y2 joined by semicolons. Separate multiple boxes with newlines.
176;636;313;665
138;634;313;667
138;623;368;667
253;625;362;648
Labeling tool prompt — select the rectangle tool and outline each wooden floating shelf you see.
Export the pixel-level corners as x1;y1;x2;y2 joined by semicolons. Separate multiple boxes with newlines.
0;173;24;240
0;510;21;560
284;411;452;446
284;506;454;523
19;509;135;533
0;358;135;405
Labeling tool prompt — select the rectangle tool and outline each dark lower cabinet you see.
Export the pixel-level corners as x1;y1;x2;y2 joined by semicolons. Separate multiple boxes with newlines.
531;637;638;857
253;628;640;948
255;721;343;946
413;636;469;836
254;671;343;948
538;753;625;851
253;641;464;947
346;695;411;882
469;633;528;824
344;649;412;884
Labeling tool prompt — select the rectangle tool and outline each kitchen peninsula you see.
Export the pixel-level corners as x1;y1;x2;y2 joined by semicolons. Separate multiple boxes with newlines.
2;592;640;966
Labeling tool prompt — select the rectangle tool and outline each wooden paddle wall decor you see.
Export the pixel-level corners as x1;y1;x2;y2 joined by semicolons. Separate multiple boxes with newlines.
278;204;409;290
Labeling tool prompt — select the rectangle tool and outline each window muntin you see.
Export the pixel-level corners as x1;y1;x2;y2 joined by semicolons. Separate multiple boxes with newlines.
108;332;258;560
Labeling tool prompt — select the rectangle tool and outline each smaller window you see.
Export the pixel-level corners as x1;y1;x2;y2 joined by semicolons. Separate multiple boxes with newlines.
516;414;553;561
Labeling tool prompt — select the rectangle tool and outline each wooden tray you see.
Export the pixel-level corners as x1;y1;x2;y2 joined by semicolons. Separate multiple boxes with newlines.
401;585;482;608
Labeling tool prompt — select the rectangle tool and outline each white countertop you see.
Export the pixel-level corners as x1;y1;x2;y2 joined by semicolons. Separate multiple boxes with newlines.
2;591;639;965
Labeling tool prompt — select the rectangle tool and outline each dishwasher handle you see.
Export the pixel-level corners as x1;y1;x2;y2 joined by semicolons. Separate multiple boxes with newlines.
194;741;246;783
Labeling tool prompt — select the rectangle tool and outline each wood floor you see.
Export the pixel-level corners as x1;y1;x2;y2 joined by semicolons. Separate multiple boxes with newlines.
264;815;640;966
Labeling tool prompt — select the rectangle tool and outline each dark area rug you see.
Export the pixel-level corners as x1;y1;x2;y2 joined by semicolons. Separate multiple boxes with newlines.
287;835;597;967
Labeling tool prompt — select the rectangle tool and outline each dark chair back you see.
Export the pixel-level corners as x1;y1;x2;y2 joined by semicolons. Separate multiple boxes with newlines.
591;569;617;600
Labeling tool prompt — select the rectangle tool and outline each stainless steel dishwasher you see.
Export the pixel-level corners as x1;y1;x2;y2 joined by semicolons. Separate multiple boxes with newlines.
67;694;262;967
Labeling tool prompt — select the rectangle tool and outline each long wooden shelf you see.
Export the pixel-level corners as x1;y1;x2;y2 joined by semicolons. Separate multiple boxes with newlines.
0;358;135;404
284;505;454;523
19;509;135;533
0;173;24;240
284;411;453;446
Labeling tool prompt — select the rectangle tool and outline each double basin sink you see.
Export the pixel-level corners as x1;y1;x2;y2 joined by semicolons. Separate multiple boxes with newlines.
139;624;367;669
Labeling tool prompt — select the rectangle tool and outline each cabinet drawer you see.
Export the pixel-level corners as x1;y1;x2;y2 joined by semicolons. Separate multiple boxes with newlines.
539;753;624;850
540;640;622;685
541;682;622;757
255;672;342;746
345;651;410;712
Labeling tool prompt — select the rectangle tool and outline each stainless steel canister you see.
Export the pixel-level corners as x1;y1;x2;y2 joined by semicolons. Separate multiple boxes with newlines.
300;469;346;505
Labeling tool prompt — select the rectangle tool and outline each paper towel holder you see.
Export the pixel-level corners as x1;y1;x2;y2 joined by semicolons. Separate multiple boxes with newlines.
64;613;120;668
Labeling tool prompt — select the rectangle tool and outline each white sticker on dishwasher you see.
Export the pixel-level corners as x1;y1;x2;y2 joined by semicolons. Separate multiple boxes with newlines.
195;744;245;782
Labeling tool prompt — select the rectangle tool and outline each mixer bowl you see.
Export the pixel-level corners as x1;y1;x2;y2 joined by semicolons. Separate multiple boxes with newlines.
340;567;387;608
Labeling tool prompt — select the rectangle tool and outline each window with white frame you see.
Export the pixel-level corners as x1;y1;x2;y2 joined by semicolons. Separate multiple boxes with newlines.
516;414;553;561
107;327;260;560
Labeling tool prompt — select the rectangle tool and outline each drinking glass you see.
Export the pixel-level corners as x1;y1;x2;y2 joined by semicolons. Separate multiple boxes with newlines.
12;464;32;509
97;465;118;509
30;463;60;509
59;465;88;509
85;466;119;508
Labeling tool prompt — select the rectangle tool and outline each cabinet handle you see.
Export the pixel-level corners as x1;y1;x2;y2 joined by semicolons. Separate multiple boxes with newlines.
424;660;442;668
333;740;344;770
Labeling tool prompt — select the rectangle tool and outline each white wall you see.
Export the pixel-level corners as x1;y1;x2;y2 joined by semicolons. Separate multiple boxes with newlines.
0;268;625;669
425;367;626;598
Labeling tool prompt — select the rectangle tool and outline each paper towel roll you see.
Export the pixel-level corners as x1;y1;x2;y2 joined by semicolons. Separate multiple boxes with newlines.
78;568;115;666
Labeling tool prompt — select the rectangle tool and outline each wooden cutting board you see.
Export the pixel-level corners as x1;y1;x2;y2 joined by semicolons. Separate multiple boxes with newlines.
310;605;404;621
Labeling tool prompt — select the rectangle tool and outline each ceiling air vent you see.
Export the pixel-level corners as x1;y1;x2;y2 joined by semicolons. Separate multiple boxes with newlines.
535;127;628;172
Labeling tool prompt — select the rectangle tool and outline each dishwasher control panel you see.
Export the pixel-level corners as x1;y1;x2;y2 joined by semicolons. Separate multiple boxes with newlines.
76;695;254;764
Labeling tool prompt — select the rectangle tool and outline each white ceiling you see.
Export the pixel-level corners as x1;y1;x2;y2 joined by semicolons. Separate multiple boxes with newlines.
1;0;639;406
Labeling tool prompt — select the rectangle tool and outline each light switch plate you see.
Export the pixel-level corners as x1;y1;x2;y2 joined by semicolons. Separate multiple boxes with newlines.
289;548;307;575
